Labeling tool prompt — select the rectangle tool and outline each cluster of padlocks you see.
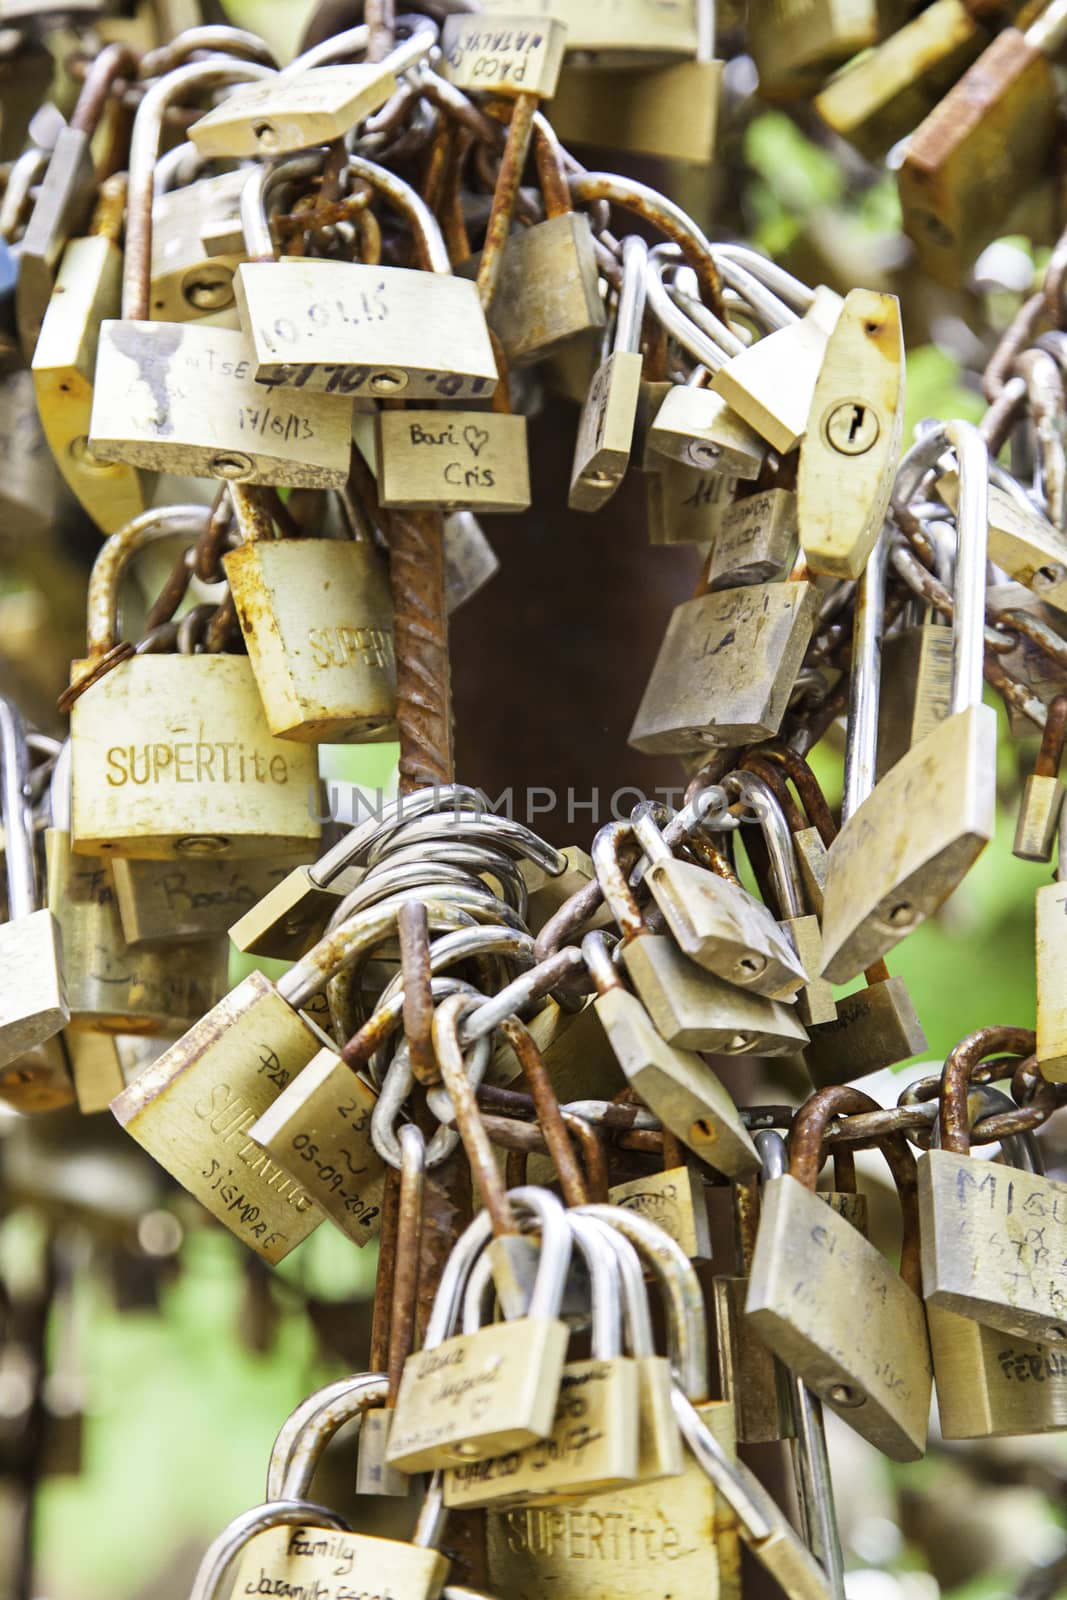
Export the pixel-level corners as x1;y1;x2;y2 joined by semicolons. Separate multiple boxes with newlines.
5;0;1067;1594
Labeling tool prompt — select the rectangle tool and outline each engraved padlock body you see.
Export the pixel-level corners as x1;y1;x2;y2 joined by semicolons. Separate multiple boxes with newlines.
918;1029;1067;1345
443;1214;641;1507
224;491;397;744
387;1188;574;1472
745;1092;932;1462
69;506;321;860
925;1091;1067;1438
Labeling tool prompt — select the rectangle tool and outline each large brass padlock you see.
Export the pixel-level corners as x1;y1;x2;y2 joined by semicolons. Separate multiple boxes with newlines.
629;572;818;753
47;741;229;1034
68;505;321;860
32;177;149;534
820;426;996;982
746;1087;932;1462
443;1214;641;1507
224;484;396;744
87;59;352;488
388;1189;573;1471
898;0;1067;284
917;1027;1067;1346
925;1088;1067;1440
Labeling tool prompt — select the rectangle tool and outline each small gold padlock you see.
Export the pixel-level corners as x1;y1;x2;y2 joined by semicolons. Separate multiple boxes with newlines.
224;484;397;743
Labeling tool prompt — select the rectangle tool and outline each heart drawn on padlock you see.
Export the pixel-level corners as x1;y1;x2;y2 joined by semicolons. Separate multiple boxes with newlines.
463;425;490;458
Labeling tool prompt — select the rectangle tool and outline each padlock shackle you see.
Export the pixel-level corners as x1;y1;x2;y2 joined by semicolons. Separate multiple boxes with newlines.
723;769;805;920
612;233;648;359
189;1500;351;1600
841;523;888;822
0;148;49;243
281;896;470;1007
267;1373;389;1501
577;1202;709;1402
240;152;325;259
70;42;139;137
125;57;276;319
714;244;813;314
140;24;277;79
645;249;726;371
0;697;37;922
591;821;646;939
893;420;989;719
787;1085;922;1296
347;154;451;272
433;992;519;1235
421;1186;571;1349
84;505;211;657
938;1025;1038;1153
378;1020;490;1170
567;1214;625;1357
581;929;626;997
571;172;725;315
586;1215;657;1357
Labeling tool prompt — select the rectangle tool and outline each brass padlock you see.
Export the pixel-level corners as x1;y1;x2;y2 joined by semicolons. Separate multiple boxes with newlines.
32;176;150;534
150;164;248;323
925;1090;1067;1439
917;1026;1067;1345
592;818;808;1055
442;13;570;97
746;1087;932;1461
220;1430;450;1600
632;802;808;999
581;931;759;1179
88;60;352;488
235;150;498;401
387;1186;573;1471
570;235;648;512
46;740;229;1034
647;381;766;480
549;56;723;164
474;133;605;367
249;1042;386;1246
814;0;992;161
444;1213;641;1507
110;855;293;945
224;483;397;743
941;459;1067;617
68;505;321;860
898;0;1067;284
111;902;466;1260
629;565;819;753
820;426;996;982
188;35;429;159
0;696;68;1077
704;487;798;590
376;403;531;514
797;287;904;579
